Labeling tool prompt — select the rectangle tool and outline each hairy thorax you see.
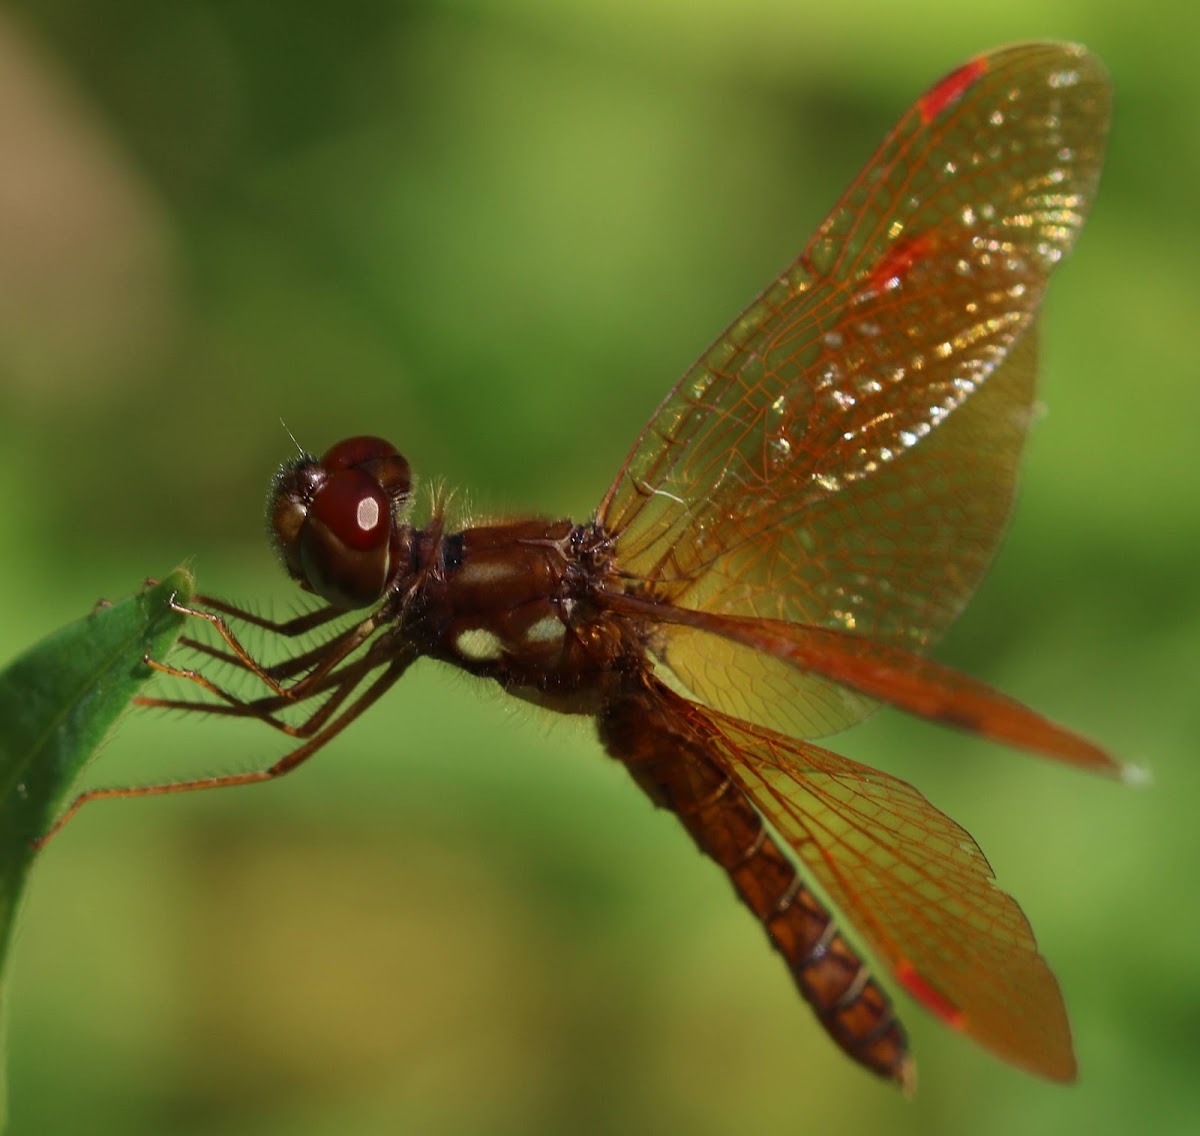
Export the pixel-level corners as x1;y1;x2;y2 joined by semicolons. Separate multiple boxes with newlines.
410;518;638;715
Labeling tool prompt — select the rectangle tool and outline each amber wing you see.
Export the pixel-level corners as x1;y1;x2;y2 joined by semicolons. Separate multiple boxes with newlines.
596;43;1111;740
602;675;1077;1084
600;680;915;1089
685;692;1078;1081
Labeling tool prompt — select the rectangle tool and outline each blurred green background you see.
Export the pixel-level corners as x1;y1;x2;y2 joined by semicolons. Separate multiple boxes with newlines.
0;0;1193;1133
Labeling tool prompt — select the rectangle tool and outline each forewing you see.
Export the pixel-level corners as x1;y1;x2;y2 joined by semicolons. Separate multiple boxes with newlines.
684;697;1077;1080
652;326;1037;738
623;599;1121;775
599;44;1109;667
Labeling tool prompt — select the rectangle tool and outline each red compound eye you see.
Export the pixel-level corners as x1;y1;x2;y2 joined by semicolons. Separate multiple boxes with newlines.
322;436;411;506
267;435;412;609
299;468;393;609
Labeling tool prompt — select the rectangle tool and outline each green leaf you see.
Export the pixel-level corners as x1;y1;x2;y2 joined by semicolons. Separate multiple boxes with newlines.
0;569;192;1129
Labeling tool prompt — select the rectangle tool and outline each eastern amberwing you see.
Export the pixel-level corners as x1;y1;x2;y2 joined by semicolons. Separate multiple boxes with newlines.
44;42;1125;1089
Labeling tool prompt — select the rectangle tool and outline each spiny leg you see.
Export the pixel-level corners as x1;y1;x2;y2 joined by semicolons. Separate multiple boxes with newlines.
33;652;415;850
190;591;348;637
137;649;392;738
157;592;383;699
176;614;384;685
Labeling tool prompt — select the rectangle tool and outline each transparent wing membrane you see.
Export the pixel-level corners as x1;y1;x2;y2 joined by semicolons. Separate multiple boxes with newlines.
601;45;1109;662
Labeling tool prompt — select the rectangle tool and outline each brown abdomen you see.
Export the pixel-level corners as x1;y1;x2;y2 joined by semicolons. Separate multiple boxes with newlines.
599;685;913;1090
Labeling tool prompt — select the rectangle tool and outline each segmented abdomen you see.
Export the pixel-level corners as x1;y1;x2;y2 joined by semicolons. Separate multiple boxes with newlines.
599;685;912;1089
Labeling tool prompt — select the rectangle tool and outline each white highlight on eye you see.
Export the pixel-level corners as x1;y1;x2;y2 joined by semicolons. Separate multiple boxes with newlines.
357;497;381;531
455;628;504;661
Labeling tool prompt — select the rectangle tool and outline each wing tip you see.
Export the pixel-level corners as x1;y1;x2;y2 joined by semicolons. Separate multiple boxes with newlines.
898;1055;918;1097
1120;761;1154;788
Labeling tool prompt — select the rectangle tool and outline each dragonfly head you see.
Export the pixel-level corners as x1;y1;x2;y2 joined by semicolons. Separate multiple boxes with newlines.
268;435;412;609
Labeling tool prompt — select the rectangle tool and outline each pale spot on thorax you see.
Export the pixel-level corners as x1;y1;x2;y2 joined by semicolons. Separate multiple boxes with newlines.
455;628;504;661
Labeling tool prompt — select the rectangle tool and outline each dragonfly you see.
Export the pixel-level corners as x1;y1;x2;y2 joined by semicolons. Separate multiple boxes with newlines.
44;41;1125;1090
